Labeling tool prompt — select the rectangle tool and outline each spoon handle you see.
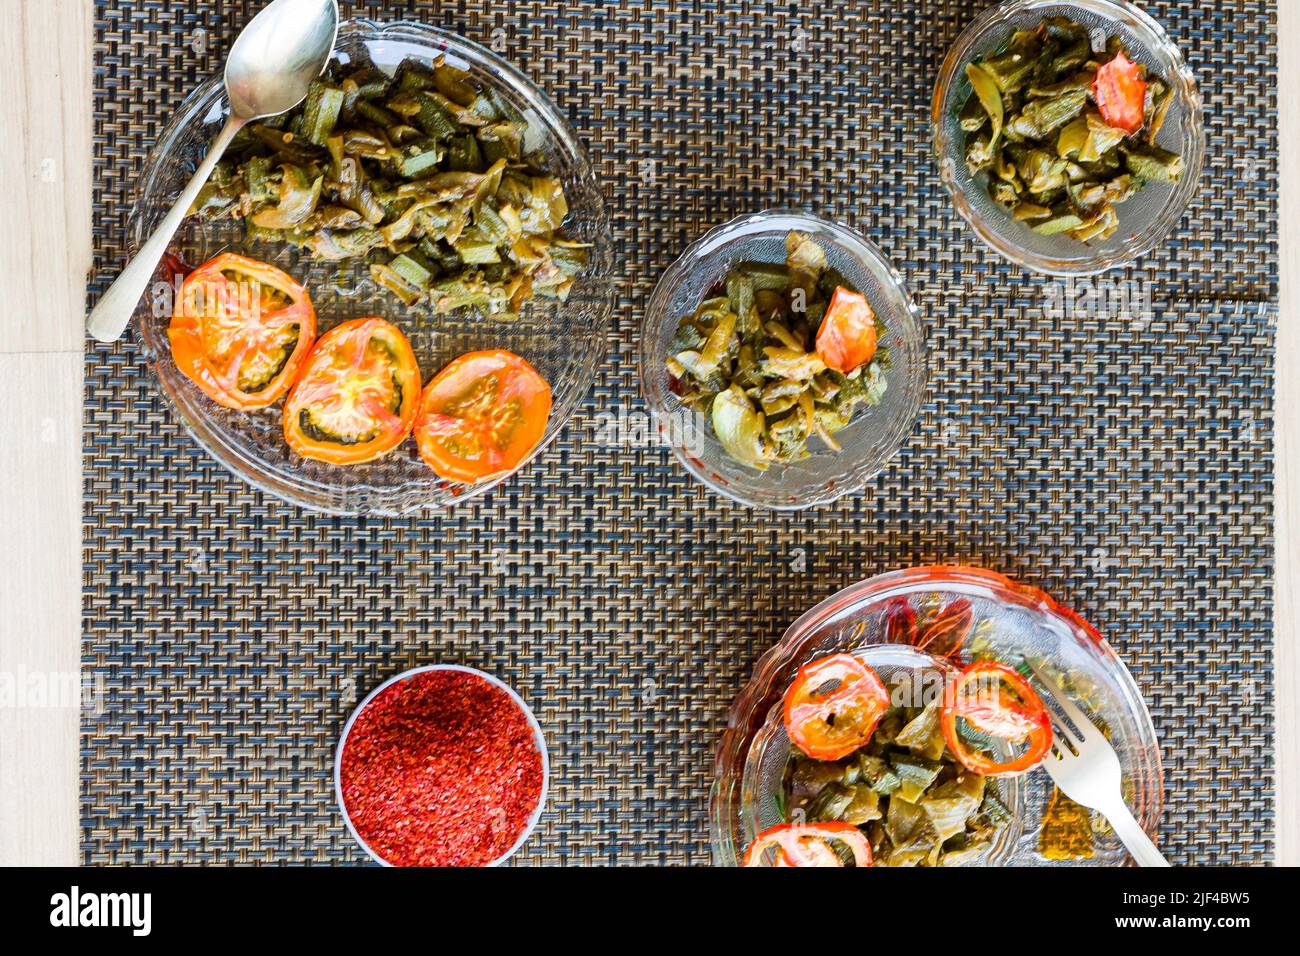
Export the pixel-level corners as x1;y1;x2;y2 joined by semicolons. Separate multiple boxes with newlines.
87;114;246;343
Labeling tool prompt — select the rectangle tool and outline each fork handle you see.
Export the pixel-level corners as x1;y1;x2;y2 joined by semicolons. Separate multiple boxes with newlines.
1102;799;1170;867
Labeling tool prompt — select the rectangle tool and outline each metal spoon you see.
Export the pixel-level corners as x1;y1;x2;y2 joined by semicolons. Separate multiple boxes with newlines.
87;0;340;343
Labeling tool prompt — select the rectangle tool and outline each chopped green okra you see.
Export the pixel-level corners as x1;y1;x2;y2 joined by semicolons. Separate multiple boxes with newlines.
299;81;345;146
783;694;1012;867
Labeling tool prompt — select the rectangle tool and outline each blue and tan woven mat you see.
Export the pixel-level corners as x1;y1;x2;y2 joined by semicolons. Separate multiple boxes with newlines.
85;1;1276;864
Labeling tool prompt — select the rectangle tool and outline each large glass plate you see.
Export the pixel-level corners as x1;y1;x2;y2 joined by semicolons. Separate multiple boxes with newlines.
128;19;615;515
711;566;1163;866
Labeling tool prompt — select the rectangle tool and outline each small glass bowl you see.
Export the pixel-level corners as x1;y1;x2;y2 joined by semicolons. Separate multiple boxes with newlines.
335;664;549;867
710;567;1163;867
931;0;1204;275
130;19;614;515
638;210;927;511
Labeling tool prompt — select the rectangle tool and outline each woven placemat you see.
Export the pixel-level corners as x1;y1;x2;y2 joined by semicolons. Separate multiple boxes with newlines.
84;0;1277;864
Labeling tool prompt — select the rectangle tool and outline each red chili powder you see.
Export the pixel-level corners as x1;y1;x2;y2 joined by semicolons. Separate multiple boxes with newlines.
340;669;544;867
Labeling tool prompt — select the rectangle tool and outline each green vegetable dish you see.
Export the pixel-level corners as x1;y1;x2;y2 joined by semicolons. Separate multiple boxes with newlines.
666;232;889;469
960;17;1184;244
784;695;1013;867
190;56;588;318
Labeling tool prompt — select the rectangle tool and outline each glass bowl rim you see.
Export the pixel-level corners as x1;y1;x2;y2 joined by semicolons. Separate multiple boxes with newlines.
637;208;929;511
930;0;1206;276
128;17;614;516
333;663;550;867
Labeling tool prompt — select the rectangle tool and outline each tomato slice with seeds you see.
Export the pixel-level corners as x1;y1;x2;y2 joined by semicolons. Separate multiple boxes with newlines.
414;349;552;484
283;317;421;465
941;661;1052;777
782;653;891;761
1093;52;1147;135
815;286;877;374
742;822;871;868
168;253;317;410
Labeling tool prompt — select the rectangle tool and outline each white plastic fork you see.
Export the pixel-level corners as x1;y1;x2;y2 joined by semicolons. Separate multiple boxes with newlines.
1025;659;1170;867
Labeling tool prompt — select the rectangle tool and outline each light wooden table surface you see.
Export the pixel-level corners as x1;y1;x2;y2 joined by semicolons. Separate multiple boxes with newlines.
0;0;1294;866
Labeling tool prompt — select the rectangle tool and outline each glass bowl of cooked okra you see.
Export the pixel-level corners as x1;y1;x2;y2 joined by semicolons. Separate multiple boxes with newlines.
129;19;614;514
932;0;1204;275
711;567;1164;867
639;210;927;511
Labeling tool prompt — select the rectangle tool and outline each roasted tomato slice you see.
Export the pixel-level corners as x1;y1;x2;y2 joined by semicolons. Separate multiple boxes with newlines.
283;317;421;465
1093;52;1147;135
941;661;1052;777
414;349;552;484
168;253;317;410
742;823;871;868
815;286;877;374
783;653;891;761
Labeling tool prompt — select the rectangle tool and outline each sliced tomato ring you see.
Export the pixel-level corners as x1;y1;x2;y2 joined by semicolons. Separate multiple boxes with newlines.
941;661;1052;777
742;822;871;868
168;253;317;410
782;653;891;761
814;286;878;374
1093;52;1147;135
283;317;421;465
414;349;552;484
